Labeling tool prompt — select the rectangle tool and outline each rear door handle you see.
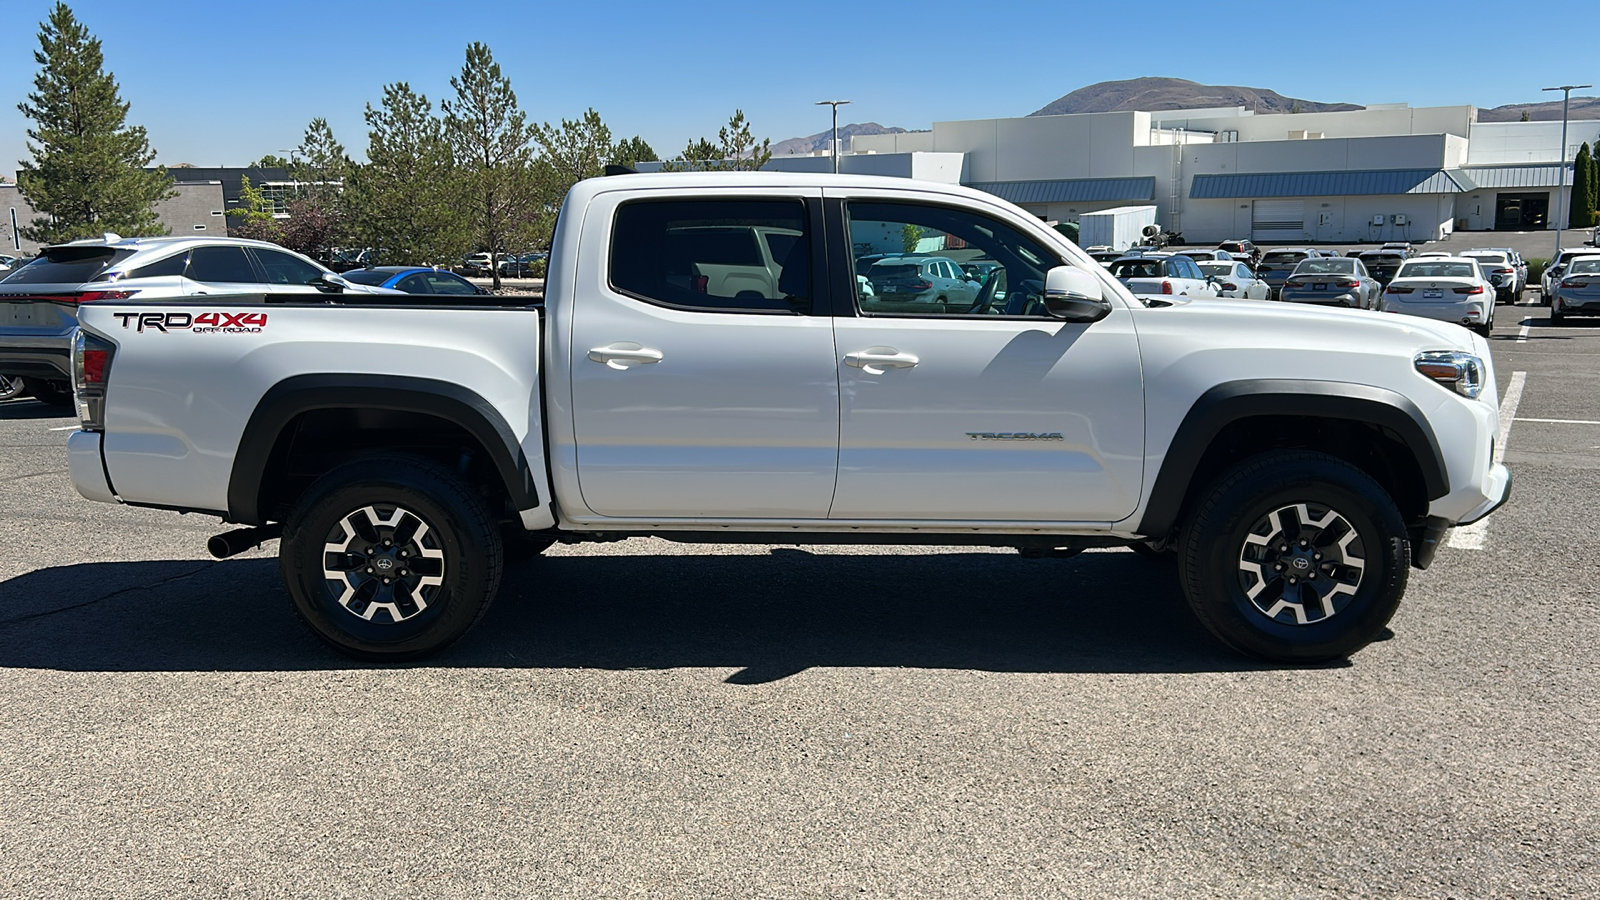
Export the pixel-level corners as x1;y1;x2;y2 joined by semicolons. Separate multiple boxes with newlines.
844;348;919;375
588;343;664;370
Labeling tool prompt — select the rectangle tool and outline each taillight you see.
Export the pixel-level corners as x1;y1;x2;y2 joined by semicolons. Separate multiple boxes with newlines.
1453;285;1484;295
692;275;708;293
1335;280;1359;288
1563;279;1588;289
1161;280;1173;294
1494;267;1514;274
909;279;932;291
73;329;115;431
77;289;139;303
1222;283;1238;291
1386;285;1414;294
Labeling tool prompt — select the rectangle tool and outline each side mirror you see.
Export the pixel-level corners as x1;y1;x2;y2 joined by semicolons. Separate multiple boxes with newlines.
319;271;350;293
1042;266;1112;322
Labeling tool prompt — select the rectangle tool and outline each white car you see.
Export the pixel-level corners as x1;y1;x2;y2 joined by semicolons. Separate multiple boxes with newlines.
1540;247;1600;300
0;235;395;405
1380;257;1495;336
1459;250;1522;302
1196;260;1270;299
1107;253;1219;297
1174;249;1235;264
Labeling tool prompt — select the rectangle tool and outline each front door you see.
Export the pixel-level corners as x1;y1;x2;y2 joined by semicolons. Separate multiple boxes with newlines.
828;195;1145;523
568;191;840;519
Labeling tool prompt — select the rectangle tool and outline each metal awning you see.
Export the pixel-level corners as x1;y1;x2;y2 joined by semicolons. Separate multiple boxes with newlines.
970;177;1155;204
1190;169;1470;199
1455;164;1572;190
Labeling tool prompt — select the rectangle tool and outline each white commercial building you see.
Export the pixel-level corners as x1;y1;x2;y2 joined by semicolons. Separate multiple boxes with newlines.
836;104;1600;244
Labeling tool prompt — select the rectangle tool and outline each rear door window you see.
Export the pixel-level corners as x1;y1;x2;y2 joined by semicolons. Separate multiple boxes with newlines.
1;247;136;284
424;273;478;295
186;246;258;284
610;199;812;314
126;251;189;280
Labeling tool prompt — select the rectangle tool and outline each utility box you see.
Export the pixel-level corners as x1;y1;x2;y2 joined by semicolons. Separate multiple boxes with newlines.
1078;205;1158;252
1392;214;1408;226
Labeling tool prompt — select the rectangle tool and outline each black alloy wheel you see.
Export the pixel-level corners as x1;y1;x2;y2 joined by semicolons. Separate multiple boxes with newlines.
0;374;23;402
280;455;503;660
1178;451;1408;663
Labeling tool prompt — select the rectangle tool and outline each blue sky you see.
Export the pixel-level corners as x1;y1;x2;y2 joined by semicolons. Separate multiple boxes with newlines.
2;0;1596;175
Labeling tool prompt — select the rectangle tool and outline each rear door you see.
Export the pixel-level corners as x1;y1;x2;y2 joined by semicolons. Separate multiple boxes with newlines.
826;191;1144;523
567;188;840;519
183;245;261;296
250;247;331;295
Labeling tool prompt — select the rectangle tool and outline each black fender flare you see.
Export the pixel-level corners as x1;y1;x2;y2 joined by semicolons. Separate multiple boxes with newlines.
1135;379;1449;539
227;374;537;525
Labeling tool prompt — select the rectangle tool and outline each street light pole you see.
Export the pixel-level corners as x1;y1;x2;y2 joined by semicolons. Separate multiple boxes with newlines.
815;100;852;173
1544;84;1590;259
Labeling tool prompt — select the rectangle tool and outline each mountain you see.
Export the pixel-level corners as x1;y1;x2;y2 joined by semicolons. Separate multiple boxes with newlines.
1478;97;1600;121
772;122;912;157
1029;77;1363;117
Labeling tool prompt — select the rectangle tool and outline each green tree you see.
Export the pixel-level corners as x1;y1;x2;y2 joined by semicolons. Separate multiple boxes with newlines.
1589;144;1599;226
15;3;174;243
442;42;537;290
663;110;773;171
900;224;925;253
345;82;465;266
1520;110;1531;122
271;117;352;257
610;135;658;169
248;154;292;169
530;108;614;247
224;175;282;243
1572;143;1595;229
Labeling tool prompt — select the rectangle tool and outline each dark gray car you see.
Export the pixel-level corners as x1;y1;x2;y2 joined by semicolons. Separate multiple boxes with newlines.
1255;248;1337;299
1277;257;1382;309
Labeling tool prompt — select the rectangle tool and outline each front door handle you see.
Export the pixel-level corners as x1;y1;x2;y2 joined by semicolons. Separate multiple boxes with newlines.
844;347;920;375
588;343;664;370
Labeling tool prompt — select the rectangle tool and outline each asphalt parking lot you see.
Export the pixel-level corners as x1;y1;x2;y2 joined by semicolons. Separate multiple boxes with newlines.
2;294;1597;898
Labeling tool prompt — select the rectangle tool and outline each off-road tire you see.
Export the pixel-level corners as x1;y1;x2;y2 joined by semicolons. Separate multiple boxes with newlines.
1178;451;1408;663
280;454;504;661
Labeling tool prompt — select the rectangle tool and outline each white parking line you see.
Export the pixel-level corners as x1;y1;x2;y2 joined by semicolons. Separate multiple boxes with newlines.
47;425;77;432
1518;322;1530;342
1516;417;1600;425
1448;370;1525;551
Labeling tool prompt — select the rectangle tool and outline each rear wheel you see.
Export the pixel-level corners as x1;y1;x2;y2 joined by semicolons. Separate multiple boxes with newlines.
280;455;504;660
1551;299;1566;324
0;374;23;402
1178;451;1408;663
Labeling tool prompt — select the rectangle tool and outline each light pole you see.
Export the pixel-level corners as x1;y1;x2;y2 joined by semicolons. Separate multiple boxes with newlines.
815;100;851;173
1544;84;1590;258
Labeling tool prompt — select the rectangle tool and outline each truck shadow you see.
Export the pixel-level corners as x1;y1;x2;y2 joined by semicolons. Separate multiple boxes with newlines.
0;399;72;420
0;549;1274;678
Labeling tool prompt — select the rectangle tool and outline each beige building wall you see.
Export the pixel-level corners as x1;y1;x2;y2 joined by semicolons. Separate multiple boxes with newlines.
0;181;224;254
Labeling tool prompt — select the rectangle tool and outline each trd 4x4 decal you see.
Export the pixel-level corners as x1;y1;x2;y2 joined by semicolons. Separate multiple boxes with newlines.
114;311;268;333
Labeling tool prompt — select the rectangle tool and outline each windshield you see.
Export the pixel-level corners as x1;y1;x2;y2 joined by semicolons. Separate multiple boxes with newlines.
1261;252;1306;264
1108;259;1164;279
1398;262;1475;279
1292;259;1355;275
339;269;395;286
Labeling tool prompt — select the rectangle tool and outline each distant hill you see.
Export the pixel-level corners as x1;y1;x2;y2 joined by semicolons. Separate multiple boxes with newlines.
1029;77;1363;117
772;122;912;156
1478;97;1600;121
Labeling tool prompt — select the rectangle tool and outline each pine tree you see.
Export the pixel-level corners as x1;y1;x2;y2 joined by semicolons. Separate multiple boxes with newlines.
1571;143;1595;229
1588;144;1599;226
610;136;658;169
346;83;465;266
16;3;174;243
442;42;537;290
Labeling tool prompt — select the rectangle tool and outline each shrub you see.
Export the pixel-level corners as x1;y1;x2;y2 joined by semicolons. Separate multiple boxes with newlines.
1526;257;1548;283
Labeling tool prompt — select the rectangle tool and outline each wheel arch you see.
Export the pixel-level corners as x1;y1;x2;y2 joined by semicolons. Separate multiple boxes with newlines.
227;374;537;526
1137;379;1449;540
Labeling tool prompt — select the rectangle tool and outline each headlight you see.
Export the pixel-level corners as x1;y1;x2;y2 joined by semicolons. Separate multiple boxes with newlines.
1414;350;1485;399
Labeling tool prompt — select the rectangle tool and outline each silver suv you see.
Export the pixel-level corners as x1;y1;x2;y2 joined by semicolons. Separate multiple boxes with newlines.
0;235;392;405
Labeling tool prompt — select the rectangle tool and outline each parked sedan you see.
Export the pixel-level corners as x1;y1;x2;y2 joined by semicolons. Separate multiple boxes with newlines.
1254;248;1337;299
1540;248;1600;301
1278;257;1382;309
1196;260;1271;299
0;235;393;405
339;266;489;295
1174;249;1234;263
1549;257;1600;323
1357;250;1409;288
1106;253;1219;298
1380;257;1494;336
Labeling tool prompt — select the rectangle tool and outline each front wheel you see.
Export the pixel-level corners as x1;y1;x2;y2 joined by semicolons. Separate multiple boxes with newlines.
280;455;504;660
1178;451;1408;663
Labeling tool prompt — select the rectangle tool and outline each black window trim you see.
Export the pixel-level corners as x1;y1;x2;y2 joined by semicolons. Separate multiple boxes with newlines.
837;196;1069;321
604;195;830;317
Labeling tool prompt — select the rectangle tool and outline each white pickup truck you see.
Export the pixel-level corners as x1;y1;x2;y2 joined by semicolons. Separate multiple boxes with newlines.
64;173;1510;664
